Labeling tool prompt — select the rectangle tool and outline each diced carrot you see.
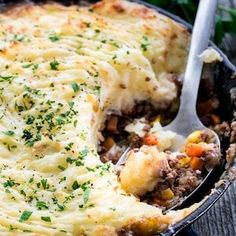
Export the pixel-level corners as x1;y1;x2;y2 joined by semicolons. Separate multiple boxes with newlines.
185;143;205;157
107;116;118;132
160;188;175;200
190;156;204;170
143;133;159;146
103;137;115;150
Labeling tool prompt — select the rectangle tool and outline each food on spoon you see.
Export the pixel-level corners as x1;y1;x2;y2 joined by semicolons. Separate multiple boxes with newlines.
116;123;220;205
119;146;169;196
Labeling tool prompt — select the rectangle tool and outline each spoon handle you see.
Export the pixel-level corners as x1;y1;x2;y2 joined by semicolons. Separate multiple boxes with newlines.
178;0;218;116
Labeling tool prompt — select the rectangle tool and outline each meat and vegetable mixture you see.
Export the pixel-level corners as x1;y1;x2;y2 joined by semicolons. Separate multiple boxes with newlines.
99;102;221;209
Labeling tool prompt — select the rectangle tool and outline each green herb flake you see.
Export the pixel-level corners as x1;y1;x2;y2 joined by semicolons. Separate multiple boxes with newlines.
9;225;17;231
70;82;80;93
66;157;75;164
57;203;65;211
22;64;32;68
50;60;60;70
0;75;14;83
58;165;65;171
41;216;51;222
32;64;39;71
19;210;32;222
3;131;15;136
29;177;34;183
78;148;89;159
20;189;26;196
86;167;95;172
65;142;74;151
73;120;78;128
3;179;15;188
26;115;35;125
83;187;90;204
49;34;60;42
14;34;25;42
41;179;49;190
36;201;48;210
72;180;80;190
140;43;149;52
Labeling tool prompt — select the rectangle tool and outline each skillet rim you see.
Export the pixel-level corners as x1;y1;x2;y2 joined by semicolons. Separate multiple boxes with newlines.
0;0;235;235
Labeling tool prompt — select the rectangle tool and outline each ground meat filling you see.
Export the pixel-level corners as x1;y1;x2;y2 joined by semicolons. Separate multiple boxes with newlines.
99;101;221;209
99;102;164;163
144;156;202;208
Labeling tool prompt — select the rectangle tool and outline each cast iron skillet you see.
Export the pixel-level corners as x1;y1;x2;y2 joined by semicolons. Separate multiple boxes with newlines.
0;0;236;235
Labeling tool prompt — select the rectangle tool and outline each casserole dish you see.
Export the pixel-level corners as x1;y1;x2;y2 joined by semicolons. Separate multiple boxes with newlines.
0;0;235;235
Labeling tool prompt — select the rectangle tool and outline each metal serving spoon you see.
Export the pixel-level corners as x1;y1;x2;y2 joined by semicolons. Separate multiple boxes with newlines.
116;0;220;208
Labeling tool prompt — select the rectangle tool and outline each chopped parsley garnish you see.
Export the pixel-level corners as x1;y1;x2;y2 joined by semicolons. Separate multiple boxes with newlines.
110;41;120;48
3;131;15;136
36;201;48;210
0;75;14;83
29;177;34;183
20;190;26;196
9;225;17;231
49;34;60;42
140;43;149;52
3;179;15;188
142;35;148;41
22;130;33;142
58;165;65;171
50;59;60;70
59;176;66;183
13;34;25;42
19;210;32;222
25;115;35;125
41;216;51;222
72;181;80;190
78;148;89;158
66;157;75;164
83;187;90;204
86;167;96;172
22;63;38;71
57;203;65;211
15;103;25;113
24;86;41;95
65;142;74;151
41;179;49;190
70;82;80;93
22;64;32;68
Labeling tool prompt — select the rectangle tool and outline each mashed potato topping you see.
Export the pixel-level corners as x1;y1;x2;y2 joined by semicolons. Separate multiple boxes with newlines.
0;0;201;235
